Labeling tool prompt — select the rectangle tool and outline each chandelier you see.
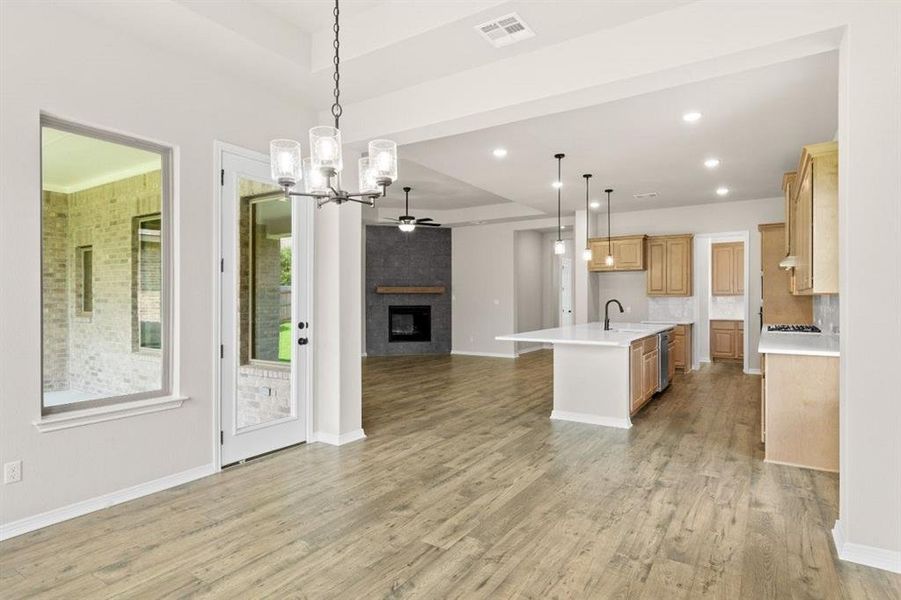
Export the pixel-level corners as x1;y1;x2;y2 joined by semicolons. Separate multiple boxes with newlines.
269;0;396;207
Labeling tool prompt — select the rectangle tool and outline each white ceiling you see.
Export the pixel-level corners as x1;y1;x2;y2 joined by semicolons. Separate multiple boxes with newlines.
382;158;510;210
42;128;161;194
250;0;386;34
400;51;838;215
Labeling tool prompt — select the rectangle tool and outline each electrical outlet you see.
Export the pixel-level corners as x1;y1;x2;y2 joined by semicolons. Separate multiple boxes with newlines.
4;460;22;484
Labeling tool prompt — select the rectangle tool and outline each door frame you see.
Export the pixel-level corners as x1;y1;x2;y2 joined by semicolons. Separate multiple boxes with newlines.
212;141;314;469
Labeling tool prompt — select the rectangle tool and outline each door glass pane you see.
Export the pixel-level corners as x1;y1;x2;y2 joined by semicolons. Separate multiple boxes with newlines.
237;178;294;430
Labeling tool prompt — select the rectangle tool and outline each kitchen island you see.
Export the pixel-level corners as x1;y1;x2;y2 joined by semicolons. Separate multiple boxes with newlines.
497;322;674;429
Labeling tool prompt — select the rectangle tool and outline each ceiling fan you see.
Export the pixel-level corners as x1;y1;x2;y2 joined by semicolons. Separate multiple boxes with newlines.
384;186;441;232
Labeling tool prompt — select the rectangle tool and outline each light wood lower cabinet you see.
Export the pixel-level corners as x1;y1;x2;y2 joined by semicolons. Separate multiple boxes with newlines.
762;352;838;472
667;338;676;382
672;324;692;371
710;320;742;361
630;335;660;415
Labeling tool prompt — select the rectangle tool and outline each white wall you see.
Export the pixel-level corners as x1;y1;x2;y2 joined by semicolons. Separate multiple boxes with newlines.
540;232;561;329
591;197;782;372
0;2;317;526
452;218;571;357
513;231;544;353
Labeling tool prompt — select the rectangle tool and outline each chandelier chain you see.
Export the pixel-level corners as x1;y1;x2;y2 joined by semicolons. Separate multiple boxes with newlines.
331;0;342;128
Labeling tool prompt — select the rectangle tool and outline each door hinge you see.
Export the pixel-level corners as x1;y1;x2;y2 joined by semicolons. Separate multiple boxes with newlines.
220;344;224;358
220;430;224;445
220;168;225;186
220;258;224;273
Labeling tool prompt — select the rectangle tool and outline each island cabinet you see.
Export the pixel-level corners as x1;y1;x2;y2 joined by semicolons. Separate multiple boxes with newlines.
646;235;693;296
629;335;659;415
710;320;743;361
711;242;744;296
672;324;692;371
588;235;646;272
785;141;838;295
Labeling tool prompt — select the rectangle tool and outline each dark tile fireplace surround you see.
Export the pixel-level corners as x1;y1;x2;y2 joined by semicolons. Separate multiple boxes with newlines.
365;225;451;356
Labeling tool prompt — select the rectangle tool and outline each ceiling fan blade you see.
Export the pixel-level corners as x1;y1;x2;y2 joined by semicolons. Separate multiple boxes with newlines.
416;217;433;222
381;218;400;223
418;222;442;227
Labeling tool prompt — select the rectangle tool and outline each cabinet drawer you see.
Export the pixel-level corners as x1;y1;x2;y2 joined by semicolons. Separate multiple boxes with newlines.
642;336;658;354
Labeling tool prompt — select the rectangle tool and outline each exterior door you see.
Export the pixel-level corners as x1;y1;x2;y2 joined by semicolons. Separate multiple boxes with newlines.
219;148;311;465
560;256;574;326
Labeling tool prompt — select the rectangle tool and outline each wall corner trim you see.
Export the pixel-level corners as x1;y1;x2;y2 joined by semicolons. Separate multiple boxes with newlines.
312;429;367;446
0;462;216;541
832;520;901;574
550;410;632;430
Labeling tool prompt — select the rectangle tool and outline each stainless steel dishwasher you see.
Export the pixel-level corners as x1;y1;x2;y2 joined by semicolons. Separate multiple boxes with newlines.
657;330;672;392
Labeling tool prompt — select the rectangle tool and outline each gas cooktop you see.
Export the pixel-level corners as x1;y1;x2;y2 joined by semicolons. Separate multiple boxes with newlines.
767;324;821;333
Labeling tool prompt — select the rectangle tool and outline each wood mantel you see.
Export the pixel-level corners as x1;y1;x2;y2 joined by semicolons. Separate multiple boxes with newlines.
375;286;446;294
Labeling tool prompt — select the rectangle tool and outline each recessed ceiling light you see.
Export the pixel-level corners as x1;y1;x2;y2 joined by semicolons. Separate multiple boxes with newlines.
560;225;566;229
552;181;563;189
682;111;702;123
716;187;729;196
704;158;720;168
493;148;508;158
590;201;600;209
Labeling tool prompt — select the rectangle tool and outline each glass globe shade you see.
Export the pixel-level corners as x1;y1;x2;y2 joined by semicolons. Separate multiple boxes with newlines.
358;157;379;194
270;139;302;187
605;254;615;266
399;222;416;233
309;126;343;174
582;247;593;261
369;139;398;183
303;157;329;194
554;240;565;255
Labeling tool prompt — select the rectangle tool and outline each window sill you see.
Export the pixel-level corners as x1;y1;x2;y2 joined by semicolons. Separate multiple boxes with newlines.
33;395;187;433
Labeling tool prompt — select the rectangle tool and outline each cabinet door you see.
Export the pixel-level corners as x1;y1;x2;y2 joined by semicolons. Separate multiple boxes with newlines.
737;323;744;359
760;354;766;443
710;323;735;358
588;240;609;272
641;350;655;401
673;333;685;369
734;243;744;294
614;237;643;270
630;343;643;413
711;243;735;295
794;168;813;293
646;239;666;295
666;237;692;295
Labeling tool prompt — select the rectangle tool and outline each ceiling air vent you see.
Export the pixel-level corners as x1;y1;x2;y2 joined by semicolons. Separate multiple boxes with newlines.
633;192;658;200
475;13;535;48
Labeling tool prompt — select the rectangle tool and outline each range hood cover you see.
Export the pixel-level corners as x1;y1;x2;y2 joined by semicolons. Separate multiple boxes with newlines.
779;255;799;269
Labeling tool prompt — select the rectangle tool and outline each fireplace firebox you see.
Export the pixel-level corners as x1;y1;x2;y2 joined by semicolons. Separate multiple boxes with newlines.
388;305;431;343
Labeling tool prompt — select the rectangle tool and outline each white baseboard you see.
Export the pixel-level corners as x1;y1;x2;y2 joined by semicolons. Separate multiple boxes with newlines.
516;345;546;356
361;352;367;358
550;410;632;429
744;368;761;375
451;350;517;359
0;463;216;541
832;520;901;573
312;428;366;446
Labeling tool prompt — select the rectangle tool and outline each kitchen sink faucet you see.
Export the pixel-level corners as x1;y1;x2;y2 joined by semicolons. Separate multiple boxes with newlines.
604;299;624;331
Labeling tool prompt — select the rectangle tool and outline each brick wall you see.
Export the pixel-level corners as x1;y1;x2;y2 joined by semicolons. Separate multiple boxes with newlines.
41;170;165;398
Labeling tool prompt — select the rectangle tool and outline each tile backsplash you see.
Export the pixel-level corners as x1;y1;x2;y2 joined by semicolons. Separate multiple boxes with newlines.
814;294;840;334
648;297;695;321
709;294;745;320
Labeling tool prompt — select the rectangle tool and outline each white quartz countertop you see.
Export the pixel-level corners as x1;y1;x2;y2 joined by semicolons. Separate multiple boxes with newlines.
496;322;673;348
641;319;694;326
758;330;840;357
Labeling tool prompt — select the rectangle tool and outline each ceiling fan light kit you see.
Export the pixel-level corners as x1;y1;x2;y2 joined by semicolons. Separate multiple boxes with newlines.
269;0;396;208
387;187;442;232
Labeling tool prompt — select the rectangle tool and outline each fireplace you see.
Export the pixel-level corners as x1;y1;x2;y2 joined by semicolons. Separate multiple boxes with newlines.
388;305;431;343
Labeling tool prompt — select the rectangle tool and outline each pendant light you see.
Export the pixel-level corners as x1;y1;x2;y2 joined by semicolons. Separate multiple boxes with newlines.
581;174;593;261
553;153;566;255
269;0;396;207
604;188;615;266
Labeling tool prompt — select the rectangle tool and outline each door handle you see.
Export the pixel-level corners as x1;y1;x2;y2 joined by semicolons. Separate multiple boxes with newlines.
297;337;309;346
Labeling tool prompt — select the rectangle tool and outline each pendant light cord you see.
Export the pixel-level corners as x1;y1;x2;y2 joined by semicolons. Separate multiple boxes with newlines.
555;154;564;242
331;0;342;129
583;174;591;250
606;189;613;255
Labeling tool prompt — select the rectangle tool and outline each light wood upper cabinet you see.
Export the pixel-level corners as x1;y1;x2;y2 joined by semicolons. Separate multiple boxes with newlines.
588;235;646;272
758;223;812;324
646;234;693;296
711;242;744;296
782;172;796;258
786;142;838;295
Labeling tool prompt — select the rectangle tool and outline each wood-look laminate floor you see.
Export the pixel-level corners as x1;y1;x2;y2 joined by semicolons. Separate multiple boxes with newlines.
3;352;900;599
